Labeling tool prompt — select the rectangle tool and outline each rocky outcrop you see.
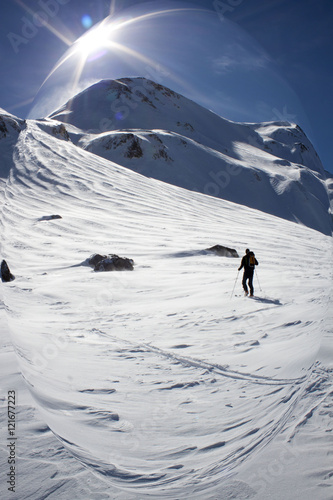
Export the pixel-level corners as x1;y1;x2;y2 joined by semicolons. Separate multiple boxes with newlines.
1;260;15;282
0;113;25;139
38;215;62;222
206;245;239;257
52;123;70;141
88;254;134;272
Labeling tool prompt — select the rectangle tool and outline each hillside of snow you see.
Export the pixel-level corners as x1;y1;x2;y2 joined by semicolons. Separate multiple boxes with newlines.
47;78;332;236
0;102;332;499
0;110;26;188
325;169;333;210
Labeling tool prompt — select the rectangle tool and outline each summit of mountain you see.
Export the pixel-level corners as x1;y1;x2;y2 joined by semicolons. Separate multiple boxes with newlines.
48;77;331;235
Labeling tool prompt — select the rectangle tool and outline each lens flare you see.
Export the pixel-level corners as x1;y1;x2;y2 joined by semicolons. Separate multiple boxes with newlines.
81;14;93;29
29;1;308;136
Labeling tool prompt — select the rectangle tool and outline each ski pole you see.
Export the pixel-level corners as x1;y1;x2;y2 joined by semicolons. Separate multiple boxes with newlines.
255;268;262;292
230;270;240;299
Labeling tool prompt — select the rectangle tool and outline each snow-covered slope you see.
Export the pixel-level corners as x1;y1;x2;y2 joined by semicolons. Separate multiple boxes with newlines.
48;78;332;236
325;170;333;209
0;110;25;194
1;118;332;499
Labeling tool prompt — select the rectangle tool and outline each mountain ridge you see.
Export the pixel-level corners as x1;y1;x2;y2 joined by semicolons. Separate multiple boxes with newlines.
0;77;332;235
47;77;331;235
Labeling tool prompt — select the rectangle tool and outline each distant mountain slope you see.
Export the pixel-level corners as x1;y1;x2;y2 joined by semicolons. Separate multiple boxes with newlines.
48;78;332;235
48;78;325;174
0;109;25;183
324;170;333;209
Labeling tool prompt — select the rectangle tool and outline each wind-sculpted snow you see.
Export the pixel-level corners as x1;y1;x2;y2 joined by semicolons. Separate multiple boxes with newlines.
1;120;332;497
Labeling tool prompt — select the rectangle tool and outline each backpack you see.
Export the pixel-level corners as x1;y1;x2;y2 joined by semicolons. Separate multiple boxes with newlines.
249;254;256;267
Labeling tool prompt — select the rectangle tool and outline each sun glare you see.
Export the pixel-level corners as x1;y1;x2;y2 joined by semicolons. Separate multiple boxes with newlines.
74;20;115;57
29;2;307;132
64;12;183;98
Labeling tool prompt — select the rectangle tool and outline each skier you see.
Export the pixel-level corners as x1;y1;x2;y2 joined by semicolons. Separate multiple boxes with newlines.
238;249;258;297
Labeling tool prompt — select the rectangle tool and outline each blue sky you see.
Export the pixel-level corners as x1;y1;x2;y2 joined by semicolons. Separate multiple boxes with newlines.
1;0;332;173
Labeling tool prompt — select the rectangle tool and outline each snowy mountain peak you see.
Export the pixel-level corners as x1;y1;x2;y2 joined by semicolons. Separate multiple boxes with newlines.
48;76;247;152
48;77;325;177
0;78;331;235
47;78;332;235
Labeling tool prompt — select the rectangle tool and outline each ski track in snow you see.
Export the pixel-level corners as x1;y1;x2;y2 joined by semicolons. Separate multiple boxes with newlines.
1;121;332;498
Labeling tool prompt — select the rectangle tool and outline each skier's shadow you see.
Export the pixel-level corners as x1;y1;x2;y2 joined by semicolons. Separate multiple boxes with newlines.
251;296;282;306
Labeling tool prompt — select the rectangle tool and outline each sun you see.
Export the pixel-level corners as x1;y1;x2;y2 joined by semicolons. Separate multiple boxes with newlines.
62;13;177;100
73;19;117;58
38;5;200;97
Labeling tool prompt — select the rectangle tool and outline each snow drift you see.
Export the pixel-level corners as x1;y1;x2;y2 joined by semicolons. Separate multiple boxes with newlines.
0;80;332;499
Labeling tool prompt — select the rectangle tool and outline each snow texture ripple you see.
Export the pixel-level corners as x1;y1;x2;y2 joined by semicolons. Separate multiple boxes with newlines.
1;119;332;498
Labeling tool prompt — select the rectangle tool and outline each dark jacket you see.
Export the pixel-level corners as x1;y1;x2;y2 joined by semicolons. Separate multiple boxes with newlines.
238;251;258;273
